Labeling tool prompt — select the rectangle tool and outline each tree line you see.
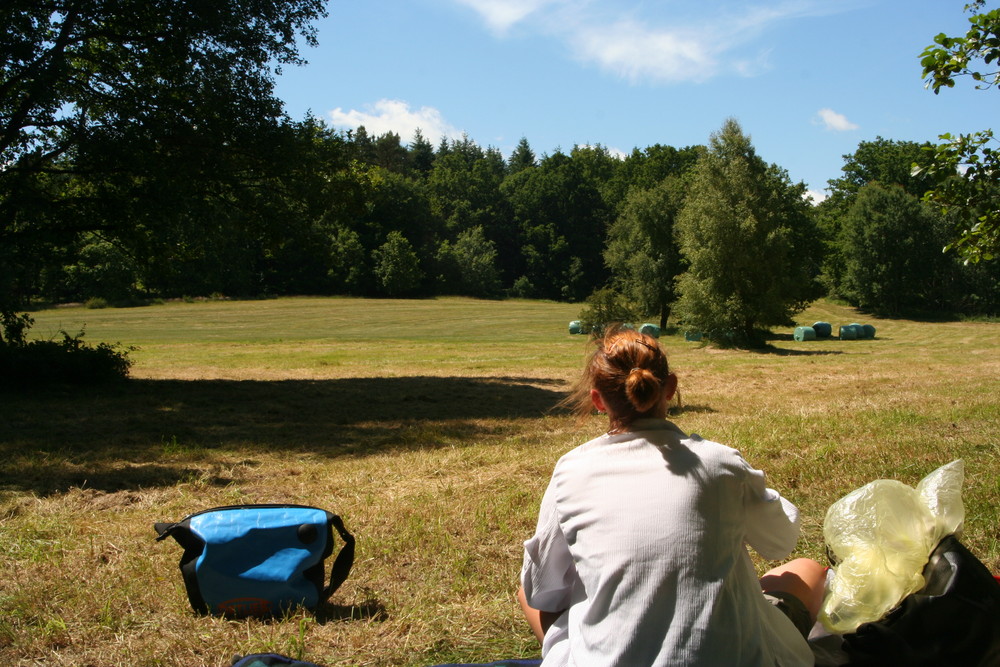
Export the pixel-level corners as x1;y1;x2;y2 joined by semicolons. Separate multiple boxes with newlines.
10;115;1000;314
2;0;998;356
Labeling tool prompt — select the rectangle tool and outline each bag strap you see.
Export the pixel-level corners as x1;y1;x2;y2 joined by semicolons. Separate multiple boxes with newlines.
323;514;355;601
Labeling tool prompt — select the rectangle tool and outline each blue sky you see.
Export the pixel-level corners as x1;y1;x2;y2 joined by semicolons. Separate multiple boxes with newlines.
273;0;996;203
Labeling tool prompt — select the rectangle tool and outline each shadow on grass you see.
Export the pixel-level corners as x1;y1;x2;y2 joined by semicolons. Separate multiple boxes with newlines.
744;333;850;355
0;377;570;495
755;347;847;356
317;599;390;624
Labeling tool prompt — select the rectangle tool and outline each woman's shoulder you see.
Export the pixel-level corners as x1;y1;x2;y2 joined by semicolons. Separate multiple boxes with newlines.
658;427;757;477
559;422;741;463
631;420;740;456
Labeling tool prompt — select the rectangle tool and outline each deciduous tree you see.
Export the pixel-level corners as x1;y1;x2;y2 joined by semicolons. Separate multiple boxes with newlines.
604;177;688;329
839;183;953;314
372;231;423;297
674;119;822;346
918;0;1000;261
0;0;327;321
434;226;502;298
502;151;609;301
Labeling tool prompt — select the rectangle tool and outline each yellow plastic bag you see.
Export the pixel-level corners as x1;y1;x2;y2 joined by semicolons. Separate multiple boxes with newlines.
819;460;965;634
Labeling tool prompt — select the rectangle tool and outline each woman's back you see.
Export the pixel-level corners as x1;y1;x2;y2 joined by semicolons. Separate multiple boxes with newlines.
522;420;812;665
518;328;820;666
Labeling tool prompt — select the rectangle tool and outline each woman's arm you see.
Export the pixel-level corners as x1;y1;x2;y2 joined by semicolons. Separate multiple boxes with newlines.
742;461;801;560
517;585;565;644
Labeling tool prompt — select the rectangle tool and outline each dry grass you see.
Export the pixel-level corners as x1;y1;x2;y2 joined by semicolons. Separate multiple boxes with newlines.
1;297;998;666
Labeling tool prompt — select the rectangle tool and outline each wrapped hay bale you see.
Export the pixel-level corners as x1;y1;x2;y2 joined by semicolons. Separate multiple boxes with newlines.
812;321;833;338
861;324;876;339
839;324;859;340
794;326;817;341
639;323;661;338
568;320;583;335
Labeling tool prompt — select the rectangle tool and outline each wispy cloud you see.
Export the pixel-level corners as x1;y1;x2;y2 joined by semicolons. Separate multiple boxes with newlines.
450;0;841;84
452;0;560;34
570;19;716;83
815;108;859;131
328;100;463;146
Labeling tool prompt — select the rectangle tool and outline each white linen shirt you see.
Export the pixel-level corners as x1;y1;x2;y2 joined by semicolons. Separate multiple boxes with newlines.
521;419;814;666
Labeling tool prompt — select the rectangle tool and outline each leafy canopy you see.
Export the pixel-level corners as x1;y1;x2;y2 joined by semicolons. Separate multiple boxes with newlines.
0;0;328;318
917;0;1000;262
604;176;689;329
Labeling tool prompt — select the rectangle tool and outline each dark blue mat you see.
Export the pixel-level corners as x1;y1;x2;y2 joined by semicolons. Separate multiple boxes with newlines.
428;661;541;667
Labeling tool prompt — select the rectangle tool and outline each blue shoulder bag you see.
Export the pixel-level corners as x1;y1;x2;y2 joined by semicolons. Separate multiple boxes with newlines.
155;504;355;617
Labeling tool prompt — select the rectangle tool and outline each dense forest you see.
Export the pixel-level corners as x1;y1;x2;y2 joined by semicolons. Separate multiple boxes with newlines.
3;0;998;354
8;117;1000;321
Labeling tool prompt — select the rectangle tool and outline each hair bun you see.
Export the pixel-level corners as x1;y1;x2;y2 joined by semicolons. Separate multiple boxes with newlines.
625;366;661;413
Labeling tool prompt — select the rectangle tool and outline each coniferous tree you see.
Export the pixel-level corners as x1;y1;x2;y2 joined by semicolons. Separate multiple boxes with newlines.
408;129;436;176
507;137;537;174
372;132;408;173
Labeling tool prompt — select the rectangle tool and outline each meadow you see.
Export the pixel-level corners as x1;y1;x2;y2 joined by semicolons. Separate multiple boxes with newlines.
1;296;998;666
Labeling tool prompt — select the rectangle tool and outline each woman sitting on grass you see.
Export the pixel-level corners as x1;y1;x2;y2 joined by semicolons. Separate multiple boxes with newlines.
517;327;825;666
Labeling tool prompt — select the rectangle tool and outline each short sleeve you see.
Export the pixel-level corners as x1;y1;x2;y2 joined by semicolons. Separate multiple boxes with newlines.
521;478;576;613
741;459;801;560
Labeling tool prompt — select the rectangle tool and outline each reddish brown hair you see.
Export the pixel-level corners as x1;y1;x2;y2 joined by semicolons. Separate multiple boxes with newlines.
565;326;673;433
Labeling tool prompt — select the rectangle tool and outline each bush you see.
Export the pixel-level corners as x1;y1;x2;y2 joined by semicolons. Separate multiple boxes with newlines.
85;297;110;309
509;276;536;299
372;231;424;297
0;313;134;387
578;288;641;336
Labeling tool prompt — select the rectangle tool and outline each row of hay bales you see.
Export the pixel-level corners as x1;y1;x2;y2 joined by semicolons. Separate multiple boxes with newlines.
794;321;876;341
568;320;876;342
568;321;662;338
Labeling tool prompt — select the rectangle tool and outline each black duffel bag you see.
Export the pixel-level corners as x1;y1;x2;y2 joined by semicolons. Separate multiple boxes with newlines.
841;534;1000;667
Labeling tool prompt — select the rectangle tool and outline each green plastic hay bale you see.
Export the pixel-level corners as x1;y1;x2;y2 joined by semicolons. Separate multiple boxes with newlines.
685;331;703;342
639;323;660;338
794;326;817;341
812;321;832;338
861;324;876;339
839;324;858;340
568;320;583;335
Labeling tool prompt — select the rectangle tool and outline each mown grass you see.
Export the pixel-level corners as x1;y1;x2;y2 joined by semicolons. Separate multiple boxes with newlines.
2;296;998;666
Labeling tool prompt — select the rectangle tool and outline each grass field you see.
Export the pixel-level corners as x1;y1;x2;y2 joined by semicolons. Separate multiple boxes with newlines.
2;296;999;666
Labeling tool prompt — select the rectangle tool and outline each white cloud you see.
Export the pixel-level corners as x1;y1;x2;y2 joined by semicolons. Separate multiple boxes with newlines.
450;0;843;84
571;19;717;83
579;143;629;160
606;146;629;160
804;189;828;204
815;108;859;131
452;0;559;33
327;100;463;146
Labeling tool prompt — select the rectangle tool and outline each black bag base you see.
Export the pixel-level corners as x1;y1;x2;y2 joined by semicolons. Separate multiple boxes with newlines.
821;535;1000;667
230;653;326;667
